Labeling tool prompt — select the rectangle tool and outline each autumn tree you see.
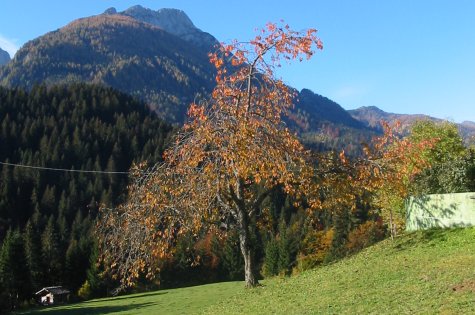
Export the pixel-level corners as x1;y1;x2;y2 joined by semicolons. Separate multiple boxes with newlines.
342;121;436;238
303;120;437;247
98;22;323;288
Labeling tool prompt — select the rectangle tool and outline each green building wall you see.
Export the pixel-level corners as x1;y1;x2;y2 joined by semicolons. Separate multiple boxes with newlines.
406;192;475;231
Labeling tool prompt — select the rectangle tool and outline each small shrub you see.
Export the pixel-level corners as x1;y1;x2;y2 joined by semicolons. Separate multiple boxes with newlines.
78;280;92;300
345;220;386;254
294;229;334;273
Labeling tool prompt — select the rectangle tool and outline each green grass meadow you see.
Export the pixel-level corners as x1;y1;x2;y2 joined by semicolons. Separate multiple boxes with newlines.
18;281;242;315
20;227;475;314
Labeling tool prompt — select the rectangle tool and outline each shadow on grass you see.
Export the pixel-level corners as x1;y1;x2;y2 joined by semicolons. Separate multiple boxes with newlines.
29;302;157;315
392;227;462;251
91;290;168;302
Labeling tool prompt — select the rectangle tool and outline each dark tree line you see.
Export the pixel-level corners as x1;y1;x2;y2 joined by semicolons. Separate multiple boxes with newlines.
0;84;173;309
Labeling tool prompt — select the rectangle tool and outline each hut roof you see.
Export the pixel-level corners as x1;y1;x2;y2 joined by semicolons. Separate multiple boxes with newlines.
35;286;70;296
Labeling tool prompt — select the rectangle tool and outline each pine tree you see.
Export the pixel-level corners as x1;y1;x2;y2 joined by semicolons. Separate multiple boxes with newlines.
65;238;83;292
85;241;107;298
0;229;32;309
220;232;244;281
57;190;69;219
277;217;291;274
325;207;351;263
41;216;62;285
40;185;56;215
23;220;43;291
0;165;13;235
262;237;280;277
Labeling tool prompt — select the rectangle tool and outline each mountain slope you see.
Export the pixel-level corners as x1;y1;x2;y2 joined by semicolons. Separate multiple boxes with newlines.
0;6;376;140
0;47;10;66
1;6;473;145
0;83;173;228
459;121;475;141
291;89;374;154
0;13;216;122
296;89;366;130
349;105;441;129
0;84;174;296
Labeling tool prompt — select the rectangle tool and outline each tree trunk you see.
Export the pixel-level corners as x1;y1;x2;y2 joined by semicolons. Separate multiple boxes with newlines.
389;209;397;240
237;208;258;288
240;234;257;288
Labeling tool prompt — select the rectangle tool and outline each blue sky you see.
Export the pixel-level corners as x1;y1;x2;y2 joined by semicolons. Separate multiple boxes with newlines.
1;1;474;122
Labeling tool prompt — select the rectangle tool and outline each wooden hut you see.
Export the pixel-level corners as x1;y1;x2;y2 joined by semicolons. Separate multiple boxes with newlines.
35;286;70;305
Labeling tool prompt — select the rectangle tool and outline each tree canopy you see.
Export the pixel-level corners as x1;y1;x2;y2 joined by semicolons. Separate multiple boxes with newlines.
98;22;323;288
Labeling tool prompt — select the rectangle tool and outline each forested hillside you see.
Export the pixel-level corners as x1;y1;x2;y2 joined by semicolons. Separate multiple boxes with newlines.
0;7;380;154
0;14;215;123
0;84;173;306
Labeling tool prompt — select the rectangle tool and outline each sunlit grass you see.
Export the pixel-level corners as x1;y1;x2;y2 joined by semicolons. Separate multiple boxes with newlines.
207;227;475;314
20;227;475;314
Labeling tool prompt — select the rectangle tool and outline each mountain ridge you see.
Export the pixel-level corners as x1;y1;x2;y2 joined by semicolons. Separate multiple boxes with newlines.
0;5;473;143
349;105;475;141
0;6;367;137
0;47;10;66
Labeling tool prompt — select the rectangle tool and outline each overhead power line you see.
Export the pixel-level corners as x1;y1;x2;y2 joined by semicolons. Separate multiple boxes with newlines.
0;161;131;175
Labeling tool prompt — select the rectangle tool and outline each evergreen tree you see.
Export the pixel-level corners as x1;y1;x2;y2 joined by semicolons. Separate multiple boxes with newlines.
40;185;56;215
65;238;83;292
41;216;62;285
23;220;43;291
0;229;32;309
277;217;292;274
220;232;244;281
325;207;351;263
85;242;102;296
262;237;280;277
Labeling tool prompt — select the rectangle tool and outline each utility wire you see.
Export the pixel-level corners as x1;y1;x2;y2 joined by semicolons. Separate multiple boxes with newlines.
0;161;131;175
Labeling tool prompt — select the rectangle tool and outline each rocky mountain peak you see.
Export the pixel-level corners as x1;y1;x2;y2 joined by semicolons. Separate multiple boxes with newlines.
0;47;11;66
103;6;217;48
123;6;196;30
103;7;117;15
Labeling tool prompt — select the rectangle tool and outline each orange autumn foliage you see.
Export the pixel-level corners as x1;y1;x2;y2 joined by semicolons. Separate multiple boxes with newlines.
321;121;437;238
97;21;323;289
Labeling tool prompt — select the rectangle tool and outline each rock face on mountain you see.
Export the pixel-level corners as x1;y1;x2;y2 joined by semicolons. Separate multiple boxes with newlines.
111;5;218;48
0;48;10;66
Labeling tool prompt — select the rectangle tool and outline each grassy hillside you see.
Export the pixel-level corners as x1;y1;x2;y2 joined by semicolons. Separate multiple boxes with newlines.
20;227;475;314
210;227;475;314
